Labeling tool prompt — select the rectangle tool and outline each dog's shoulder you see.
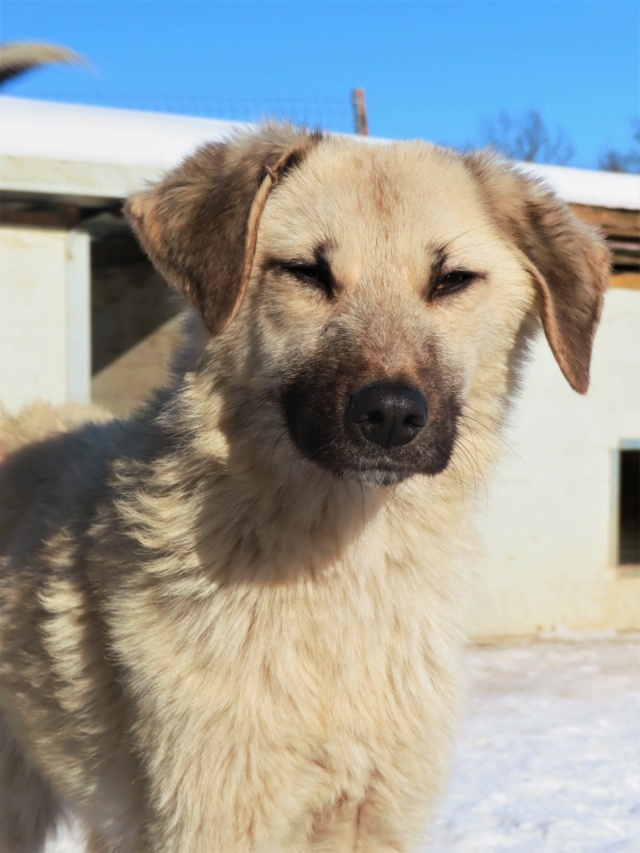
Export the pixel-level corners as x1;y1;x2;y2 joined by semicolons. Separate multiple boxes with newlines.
0;403;119;556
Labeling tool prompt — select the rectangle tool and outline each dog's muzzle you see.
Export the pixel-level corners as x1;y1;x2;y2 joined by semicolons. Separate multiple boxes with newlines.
280;364;457;484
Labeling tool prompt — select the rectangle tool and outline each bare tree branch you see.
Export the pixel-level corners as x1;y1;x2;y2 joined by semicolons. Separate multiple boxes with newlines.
598;118;640;174
479;110;575;165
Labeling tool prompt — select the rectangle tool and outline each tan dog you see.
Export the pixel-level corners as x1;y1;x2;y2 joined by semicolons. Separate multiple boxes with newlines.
0;126;608;852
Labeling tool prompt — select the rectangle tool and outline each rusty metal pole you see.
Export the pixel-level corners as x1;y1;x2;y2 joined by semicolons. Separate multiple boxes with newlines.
351;88;368;136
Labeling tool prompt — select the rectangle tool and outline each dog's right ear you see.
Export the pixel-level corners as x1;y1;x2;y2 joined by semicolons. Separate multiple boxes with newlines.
125;126;321;335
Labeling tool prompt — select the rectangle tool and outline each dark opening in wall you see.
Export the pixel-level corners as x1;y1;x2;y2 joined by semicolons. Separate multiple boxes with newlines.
91;235;179;375
90;232;183;415
619;449;640;565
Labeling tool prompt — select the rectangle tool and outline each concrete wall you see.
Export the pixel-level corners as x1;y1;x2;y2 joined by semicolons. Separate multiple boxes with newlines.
472;288;640;637
0;225;90;412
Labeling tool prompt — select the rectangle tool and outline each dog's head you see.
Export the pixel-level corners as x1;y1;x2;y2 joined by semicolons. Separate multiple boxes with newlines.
126;126;608;486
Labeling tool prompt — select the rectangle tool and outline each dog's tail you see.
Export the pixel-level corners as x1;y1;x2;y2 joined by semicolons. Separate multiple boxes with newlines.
0;41;86;86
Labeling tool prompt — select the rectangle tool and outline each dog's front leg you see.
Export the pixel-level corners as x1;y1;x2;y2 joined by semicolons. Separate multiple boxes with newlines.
310;767;440;853
140;728;324;853
307;787;422;853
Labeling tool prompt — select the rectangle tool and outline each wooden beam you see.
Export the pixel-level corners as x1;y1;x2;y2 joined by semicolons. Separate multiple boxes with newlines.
351;88;369;136
571;203;640;239
0;203;81;229
610;271;640;290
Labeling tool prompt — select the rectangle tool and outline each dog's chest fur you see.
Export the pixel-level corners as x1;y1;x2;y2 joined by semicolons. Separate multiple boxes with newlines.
106;462;468;827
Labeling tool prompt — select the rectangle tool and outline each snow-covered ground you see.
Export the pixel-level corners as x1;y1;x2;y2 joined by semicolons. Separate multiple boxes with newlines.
46;635;640;853
427;635;640;853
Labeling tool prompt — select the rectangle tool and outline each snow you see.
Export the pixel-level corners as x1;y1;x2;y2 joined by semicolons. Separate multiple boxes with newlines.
427;635;640;853
45;635;640;853
0;95;242;170
518;162;640;212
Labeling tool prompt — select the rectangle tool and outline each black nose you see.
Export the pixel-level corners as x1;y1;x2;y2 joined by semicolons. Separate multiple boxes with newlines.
346;382;428;449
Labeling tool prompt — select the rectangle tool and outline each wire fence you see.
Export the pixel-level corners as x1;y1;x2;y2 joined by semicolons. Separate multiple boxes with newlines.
16;90;356;133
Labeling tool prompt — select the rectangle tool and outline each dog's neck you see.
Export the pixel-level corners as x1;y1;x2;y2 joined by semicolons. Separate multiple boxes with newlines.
126;386;478;590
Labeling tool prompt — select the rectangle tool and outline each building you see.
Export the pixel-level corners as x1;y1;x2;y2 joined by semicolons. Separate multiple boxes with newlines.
1;96;638;636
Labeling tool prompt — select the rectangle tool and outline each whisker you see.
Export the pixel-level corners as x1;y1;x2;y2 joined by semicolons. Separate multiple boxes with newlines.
446;456;465;504
461;407;531;470
459;416;500;473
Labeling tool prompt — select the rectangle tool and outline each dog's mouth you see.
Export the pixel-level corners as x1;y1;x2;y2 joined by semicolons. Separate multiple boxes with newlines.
319;442;455;485
337;466;424;487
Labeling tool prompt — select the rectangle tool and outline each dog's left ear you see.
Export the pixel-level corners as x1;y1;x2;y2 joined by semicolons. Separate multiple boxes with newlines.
125;125;321;335
465;153;610;393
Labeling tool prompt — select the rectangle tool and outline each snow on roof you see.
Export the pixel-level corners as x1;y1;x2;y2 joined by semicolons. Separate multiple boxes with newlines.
518;161;639;212
1;96;639;210
0;96;243;170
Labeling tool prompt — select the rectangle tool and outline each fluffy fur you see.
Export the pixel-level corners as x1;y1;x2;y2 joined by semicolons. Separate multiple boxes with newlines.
0;126;608;852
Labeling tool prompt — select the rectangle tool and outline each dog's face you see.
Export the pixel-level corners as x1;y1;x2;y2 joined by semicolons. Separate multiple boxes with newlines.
126;127;609;486
253;142;530;484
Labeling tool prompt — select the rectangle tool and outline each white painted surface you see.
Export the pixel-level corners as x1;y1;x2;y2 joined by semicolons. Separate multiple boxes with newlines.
473;288;640;637
0;155;163;201
65;231;91;405
1;96;639;208
0;226;91;412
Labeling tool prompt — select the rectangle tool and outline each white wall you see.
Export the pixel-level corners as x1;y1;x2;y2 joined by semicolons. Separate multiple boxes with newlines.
0;226;91;413
473;288;640;637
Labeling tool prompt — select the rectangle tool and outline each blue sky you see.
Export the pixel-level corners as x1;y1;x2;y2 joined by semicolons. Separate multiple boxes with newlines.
2;1;638;169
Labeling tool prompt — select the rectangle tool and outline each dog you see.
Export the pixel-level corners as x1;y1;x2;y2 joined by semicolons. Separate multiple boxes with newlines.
0;124;608;852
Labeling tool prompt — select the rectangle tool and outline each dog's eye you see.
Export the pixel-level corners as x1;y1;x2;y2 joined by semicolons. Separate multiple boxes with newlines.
432;270;479;298
278;261;335;299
